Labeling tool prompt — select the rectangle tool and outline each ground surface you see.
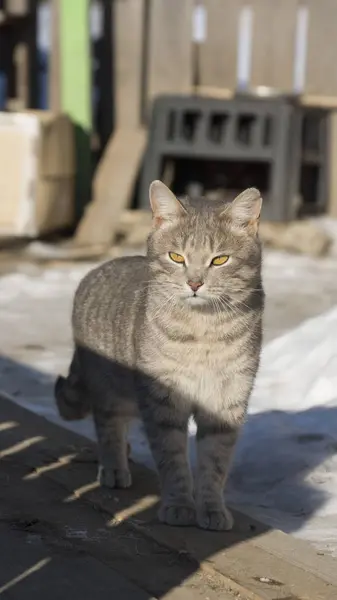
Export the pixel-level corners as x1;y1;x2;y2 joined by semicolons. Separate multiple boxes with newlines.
1;394;337;600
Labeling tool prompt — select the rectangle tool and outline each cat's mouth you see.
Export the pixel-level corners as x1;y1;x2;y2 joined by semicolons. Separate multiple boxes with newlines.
184;293;208;306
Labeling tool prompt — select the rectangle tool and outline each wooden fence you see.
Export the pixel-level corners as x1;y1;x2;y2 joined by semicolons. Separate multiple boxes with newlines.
112;0;337;131
74;0;337;244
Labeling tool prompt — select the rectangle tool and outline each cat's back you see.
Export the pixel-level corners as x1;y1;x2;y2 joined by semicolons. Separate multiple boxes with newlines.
75;255;147;303
73;255;148;358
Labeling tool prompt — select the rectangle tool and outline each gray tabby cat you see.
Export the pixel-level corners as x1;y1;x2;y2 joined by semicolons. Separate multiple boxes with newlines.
55;180;264;531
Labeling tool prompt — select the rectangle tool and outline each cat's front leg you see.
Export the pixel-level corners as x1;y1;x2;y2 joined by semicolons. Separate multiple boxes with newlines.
194;395;248;531
140;392;195;527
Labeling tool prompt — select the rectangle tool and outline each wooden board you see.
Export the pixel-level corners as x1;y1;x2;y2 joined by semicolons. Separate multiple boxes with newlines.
114;0;145;128
250;0;298;91
0;524;152;600
306;0;337;96
305;2;337;218
13;43;29;109
2;393;337;600
300;95;337;109
199;0;243;90
0;394;236;600
74;129;147;246
146;0;194;112
74;0;147;246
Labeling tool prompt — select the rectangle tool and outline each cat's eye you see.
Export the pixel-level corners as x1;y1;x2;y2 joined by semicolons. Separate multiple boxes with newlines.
211;255;229;266
169;252;185;264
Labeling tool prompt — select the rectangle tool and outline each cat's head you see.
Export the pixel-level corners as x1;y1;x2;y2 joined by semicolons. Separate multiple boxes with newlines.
147;180;263;309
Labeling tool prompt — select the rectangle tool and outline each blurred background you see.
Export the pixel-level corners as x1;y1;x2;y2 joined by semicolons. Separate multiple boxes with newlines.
1;0;337;249
2;0;337;562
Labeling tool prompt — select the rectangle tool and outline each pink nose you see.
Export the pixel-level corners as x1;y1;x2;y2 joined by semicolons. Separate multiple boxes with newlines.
187;281;203;293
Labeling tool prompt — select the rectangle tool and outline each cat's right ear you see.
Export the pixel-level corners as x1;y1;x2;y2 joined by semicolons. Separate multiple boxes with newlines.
149;180;186;228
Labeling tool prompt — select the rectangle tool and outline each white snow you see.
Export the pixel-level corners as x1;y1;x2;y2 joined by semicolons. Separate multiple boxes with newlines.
231;307;337;556
1;240;337;555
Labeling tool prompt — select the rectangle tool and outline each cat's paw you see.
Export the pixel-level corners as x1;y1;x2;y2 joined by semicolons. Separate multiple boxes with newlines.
197;505;234;531
158;503;196;527
98;465;132;489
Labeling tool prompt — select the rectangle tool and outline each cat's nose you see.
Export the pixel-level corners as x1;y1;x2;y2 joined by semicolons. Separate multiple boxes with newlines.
187;280;203;293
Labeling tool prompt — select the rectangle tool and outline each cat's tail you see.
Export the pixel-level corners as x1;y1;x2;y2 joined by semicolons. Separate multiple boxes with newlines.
54;352;90;421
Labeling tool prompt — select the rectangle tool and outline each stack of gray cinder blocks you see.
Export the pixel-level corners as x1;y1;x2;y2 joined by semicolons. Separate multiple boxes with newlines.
139;95;328;221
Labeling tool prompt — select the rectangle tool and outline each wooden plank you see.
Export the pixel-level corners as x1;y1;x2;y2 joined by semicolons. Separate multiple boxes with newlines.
306;0;337;96
0;525;152;600
74;129;147;246
300;95;337;109
195;86;234;99
199;0;243;90
250;0;298;91
114;0;145;128
13;43;28;109
74;0;147;246
2;394;337;600
306;2;337;220
0;394;234;600
147;0;194;109
0;399;155;600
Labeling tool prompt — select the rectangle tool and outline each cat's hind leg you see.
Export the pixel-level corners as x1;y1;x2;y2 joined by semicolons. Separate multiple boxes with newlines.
93;408;132;489
55;349;90;421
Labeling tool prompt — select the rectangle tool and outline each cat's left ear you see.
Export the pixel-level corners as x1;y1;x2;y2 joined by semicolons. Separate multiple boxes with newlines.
223;188;262;234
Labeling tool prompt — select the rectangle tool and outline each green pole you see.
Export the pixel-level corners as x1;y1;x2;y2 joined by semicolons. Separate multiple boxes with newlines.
59;0;92;221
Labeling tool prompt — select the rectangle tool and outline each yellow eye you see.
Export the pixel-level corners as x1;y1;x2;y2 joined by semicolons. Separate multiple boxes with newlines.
211;255;229;266
169;252;185;264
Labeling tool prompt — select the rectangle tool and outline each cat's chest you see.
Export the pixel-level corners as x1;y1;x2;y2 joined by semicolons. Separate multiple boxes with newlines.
142;318;240;405
164;341;230;406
